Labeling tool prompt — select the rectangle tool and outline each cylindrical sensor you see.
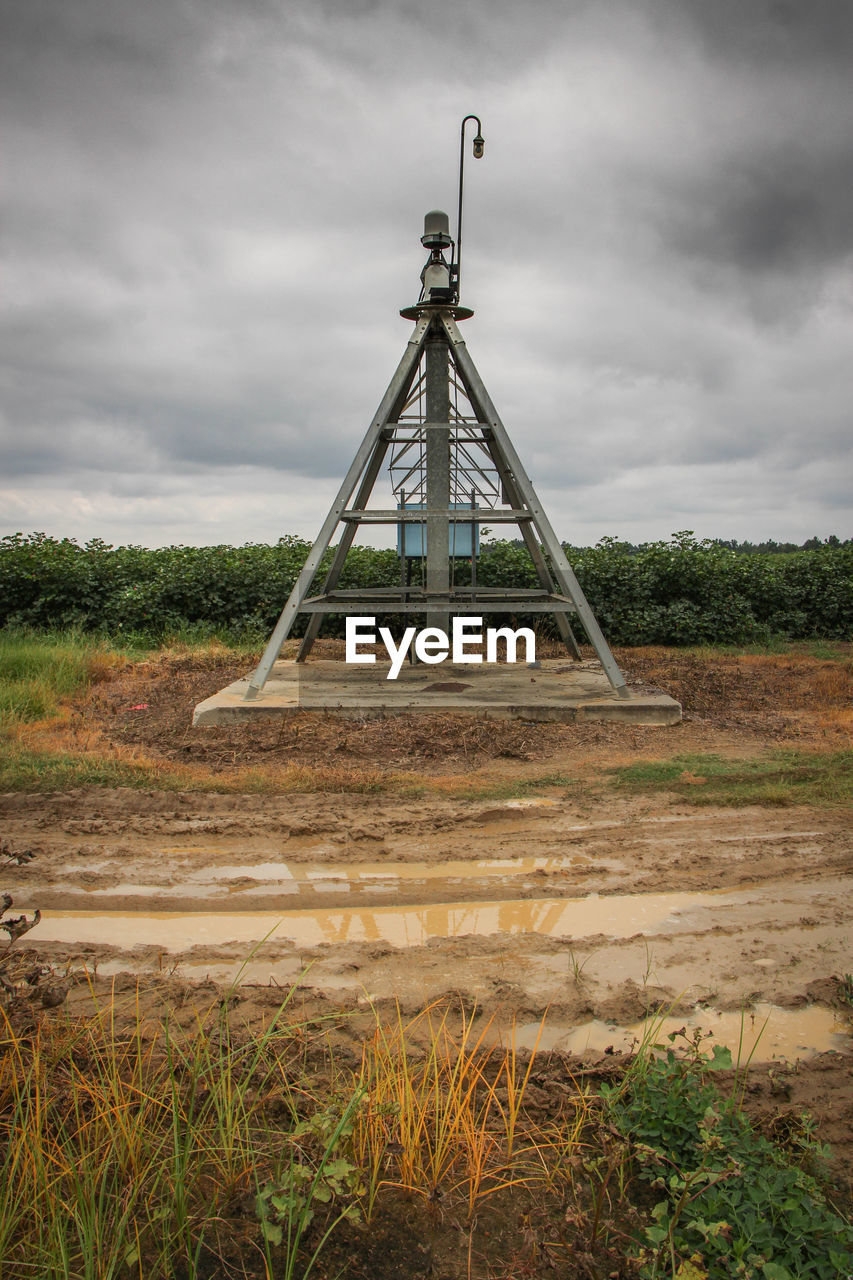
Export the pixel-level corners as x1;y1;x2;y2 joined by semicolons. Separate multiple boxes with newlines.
421;209;452;249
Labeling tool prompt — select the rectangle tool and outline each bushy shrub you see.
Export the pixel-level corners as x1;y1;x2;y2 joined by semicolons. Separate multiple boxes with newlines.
604;1038;853;1278
1;531;850;645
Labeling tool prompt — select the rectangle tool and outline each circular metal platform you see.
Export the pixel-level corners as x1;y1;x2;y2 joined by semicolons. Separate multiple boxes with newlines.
400;303;474;321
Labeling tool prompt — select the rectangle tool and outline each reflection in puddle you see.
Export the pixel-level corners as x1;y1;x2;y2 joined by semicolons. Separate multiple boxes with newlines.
54;855;597;904
53;854;603;903
502;798;557;809
181;854;585;885
36;888;738;952
496;1004;851;1062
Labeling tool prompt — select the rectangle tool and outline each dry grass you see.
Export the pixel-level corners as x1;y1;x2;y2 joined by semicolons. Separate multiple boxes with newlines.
351;1000;586;1219
0;989;596;1277
0;981;318;1279
622;645;853;716
0;732;399;794
3;712;565;798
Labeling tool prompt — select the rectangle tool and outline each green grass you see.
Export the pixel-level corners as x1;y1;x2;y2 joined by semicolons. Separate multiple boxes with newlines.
0;744;578;799
609;750;853;807
394;771;579;801
0;625;259;711
0;744;158;791
0;744;396;795
102;620;266;658
0;628;260;793
678;637;852;660
0;630;114;723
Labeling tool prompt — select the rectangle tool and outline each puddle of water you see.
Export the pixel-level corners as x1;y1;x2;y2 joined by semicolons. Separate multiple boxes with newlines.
180;854;586;886
497;1004;851;1062
58;881;302;899
502;798;558;809
34;888;742;952
53;855;599;903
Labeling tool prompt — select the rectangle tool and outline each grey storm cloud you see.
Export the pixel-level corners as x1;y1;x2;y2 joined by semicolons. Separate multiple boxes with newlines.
1;0;851;548
676;0;853;67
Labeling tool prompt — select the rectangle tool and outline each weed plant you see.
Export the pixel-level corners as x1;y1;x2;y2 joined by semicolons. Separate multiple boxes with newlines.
350;1001;565;1217
603;1029;853;1278
255;1094;366;1279
838;974;853;1011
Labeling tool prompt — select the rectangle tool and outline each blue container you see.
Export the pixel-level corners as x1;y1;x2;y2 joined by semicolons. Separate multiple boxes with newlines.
397;502;479;557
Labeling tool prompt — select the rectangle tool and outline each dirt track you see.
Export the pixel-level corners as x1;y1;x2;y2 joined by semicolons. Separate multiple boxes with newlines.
2;785;851;1016
1;645;852;1194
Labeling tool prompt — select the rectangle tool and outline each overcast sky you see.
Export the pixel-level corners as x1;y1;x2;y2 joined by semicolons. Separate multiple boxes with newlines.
2;0;851;550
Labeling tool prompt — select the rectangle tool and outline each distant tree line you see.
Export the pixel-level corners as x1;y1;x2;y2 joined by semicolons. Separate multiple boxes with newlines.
503;535;851;556
710;535;849;555
1;530;851;646
549;535;851;557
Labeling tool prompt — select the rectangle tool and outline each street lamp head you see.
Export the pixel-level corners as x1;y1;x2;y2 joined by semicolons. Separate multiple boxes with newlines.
455;115;485;305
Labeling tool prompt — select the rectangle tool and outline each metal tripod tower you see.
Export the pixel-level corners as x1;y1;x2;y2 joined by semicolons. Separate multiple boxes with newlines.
244;206;628;701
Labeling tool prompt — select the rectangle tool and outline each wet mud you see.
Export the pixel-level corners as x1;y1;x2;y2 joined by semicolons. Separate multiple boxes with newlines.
2;790;850;1051
1;644;851;1199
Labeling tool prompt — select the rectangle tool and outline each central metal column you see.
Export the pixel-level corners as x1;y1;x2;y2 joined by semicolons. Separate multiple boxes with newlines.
425;323;450;634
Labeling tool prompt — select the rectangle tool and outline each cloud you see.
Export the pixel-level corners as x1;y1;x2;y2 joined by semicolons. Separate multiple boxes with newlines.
1;0;851;552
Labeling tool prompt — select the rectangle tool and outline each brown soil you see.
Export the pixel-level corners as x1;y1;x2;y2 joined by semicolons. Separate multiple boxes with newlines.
1;643;852;1248
61;640;853;774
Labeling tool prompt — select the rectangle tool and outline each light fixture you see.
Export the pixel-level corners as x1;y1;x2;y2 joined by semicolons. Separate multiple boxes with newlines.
455;114;485;303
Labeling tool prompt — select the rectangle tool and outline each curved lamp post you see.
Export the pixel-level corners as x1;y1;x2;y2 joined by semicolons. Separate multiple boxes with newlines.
454;114;484;303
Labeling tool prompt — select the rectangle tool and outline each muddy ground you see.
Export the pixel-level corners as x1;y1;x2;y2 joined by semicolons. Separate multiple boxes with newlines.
64;640;853;771
1;644;852;1205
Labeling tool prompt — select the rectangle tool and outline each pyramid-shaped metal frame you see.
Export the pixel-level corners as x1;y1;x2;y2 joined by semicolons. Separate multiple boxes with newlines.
244;303;628;700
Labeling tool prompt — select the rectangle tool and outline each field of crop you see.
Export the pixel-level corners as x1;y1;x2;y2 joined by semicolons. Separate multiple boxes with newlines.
2;531;852;645
0;620;852;1278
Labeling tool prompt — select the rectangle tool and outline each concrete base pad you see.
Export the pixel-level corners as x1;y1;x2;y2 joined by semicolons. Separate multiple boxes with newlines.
193;659;681;726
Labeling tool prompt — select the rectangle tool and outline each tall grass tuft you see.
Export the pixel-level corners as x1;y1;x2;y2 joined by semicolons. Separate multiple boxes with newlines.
350;999;582;1218
0;981;349;1280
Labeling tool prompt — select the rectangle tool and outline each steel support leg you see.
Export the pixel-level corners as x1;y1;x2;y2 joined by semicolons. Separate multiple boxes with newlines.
441;312;628;697
296;435;391;661
243;315;431;699
483;435;582;659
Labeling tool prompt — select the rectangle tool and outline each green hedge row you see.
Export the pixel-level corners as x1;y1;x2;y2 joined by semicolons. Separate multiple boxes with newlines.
1;531;851;646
